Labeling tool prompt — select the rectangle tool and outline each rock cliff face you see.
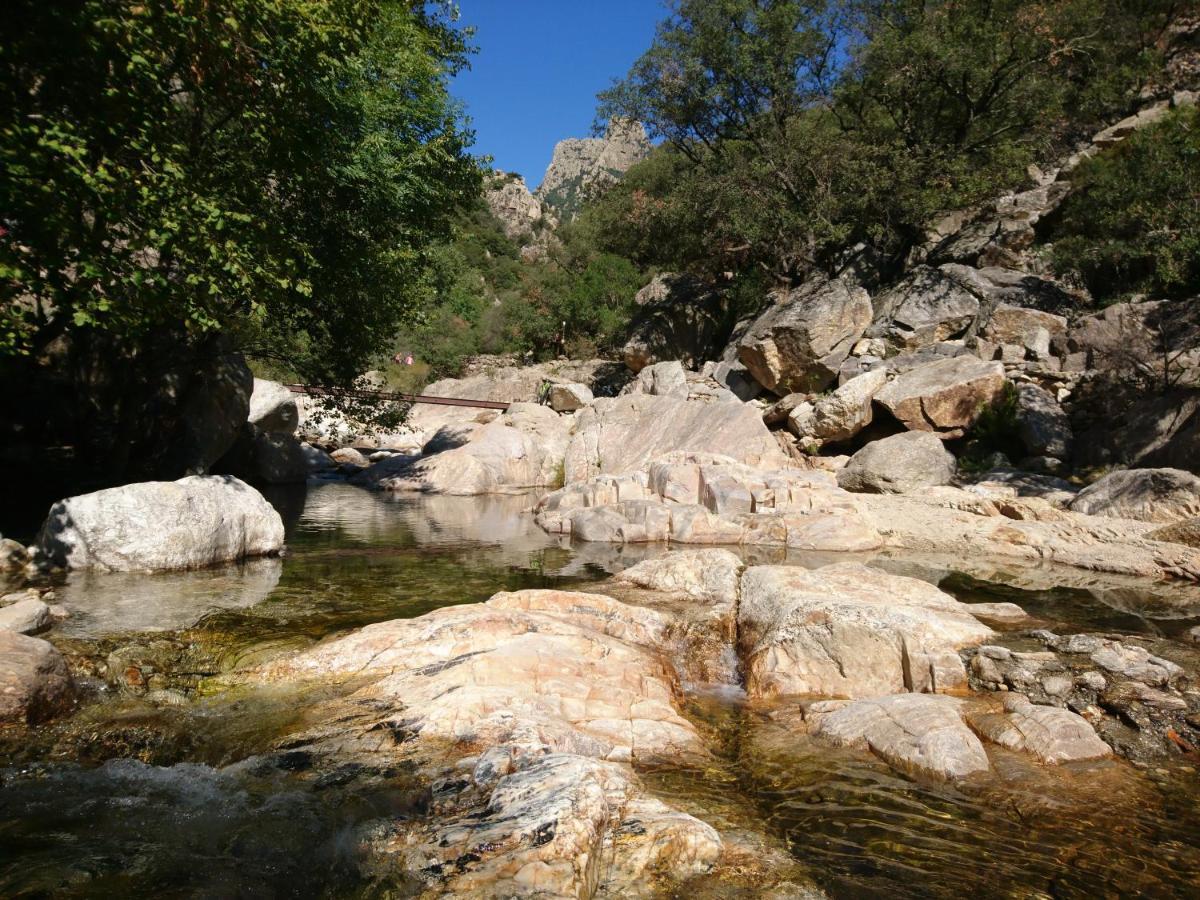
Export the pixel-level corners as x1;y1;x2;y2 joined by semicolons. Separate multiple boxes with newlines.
536;118;651;219
483;171;551;241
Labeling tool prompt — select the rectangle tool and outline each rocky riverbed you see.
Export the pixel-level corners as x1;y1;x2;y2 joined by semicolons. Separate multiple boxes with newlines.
3;481;1200;897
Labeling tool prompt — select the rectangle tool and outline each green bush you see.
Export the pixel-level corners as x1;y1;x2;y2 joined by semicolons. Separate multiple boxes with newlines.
1050;106;1200;303
959;383;1025;471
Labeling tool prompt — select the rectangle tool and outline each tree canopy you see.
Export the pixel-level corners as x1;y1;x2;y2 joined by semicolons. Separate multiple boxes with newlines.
593;0;1180;286
0;0;480;381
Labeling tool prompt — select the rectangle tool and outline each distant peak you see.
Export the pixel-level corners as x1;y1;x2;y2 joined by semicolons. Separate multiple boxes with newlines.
535;119;651;220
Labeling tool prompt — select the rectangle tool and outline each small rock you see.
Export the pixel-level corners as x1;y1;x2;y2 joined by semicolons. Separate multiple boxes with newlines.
978;645;1014;661
1077;671;1107;691
0;537;29;572
330;447;370;468
0;597;51;634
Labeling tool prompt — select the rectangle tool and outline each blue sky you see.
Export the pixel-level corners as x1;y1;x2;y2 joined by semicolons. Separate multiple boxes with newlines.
452;1;664;189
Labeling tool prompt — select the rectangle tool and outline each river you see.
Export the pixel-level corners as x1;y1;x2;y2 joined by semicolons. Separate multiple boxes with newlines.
2;481;1198;897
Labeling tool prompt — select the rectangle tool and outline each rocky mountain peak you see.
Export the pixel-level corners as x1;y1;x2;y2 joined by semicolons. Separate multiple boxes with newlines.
535;118;651;220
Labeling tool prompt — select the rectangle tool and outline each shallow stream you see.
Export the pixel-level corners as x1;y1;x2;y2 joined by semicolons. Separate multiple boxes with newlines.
3;482;1199;897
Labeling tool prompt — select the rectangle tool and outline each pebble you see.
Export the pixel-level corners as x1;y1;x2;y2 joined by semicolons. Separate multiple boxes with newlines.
1042;675;1073;697
1077;671;1107;691
979;645;1013;661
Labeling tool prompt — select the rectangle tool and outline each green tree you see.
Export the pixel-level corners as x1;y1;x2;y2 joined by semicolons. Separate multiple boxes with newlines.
0;0;480;380
595;0;1177;284
1050;106;1200;303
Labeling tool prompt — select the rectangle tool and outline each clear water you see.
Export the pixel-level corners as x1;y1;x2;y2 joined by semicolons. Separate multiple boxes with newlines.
3;481;1200;897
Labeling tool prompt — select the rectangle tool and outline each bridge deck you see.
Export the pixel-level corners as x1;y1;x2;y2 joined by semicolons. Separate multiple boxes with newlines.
285;383;512;411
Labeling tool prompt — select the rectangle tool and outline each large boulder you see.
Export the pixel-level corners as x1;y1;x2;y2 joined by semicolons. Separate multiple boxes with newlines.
564;395;787;483
1070;468;1200;524
36;475;285;572
0;631;75;724
1015;382;1072;460
547;381;593;412
254;587;726;896
214;424;309;485
1065;300;1200;385
788;367;888;445
737;563;997;698
622;360;690;399
981;304;1068;360
837;432;957;494
874;356;1007;438
870;266;980;351
738;277;873;395
357;403;572;495
247;378;299;434
621;274;732;372
1072;388;1200;474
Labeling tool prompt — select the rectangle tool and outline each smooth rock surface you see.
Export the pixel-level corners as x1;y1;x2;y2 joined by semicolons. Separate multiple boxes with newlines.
36;476;285;572
564;395;786;483
614;549;742;604
0;597;51;634
623;360;690;399
737;563;996;698
247;378;299;434
967;694;1111;764
1070;468;1200;524
360;403;572;495
810;694;990;780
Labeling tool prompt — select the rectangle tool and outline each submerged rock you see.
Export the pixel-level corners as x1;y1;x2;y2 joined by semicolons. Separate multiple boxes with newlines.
251;587;729;896
36;475;285;572
809;694;990;780
966;693;1111;764
737;563;999;698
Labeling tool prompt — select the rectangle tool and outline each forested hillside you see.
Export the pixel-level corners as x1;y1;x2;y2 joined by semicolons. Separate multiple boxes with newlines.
400;0;1196;382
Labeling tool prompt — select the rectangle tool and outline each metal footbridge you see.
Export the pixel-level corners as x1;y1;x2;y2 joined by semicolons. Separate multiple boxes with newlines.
284;383;512;411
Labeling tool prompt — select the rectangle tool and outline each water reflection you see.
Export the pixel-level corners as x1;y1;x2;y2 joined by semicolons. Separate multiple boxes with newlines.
55;558;283;638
